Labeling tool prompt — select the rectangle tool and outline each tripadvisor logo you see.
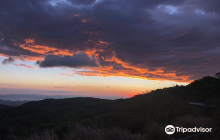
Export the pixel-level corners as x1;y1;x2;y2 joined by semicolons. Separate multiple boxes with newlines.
165;125;212;135
165;125;175;135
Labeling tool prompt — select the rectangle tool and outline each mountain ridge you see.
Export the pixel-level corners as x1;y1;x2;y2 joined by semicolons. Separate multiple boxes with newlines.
0;76;219;140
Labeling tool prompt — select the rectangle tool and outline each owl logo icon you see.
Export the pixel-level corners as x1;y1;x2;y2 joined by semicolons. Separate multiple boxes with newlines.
165;125;175;135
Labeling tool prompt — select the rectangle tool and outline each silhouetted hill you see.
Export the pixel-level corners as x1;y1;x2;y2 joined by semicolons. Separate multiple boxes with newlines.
0;99;29;107
0;76;219;140
133;76;220;104
20;97;113;109
186;76;220;103
0;104;12;109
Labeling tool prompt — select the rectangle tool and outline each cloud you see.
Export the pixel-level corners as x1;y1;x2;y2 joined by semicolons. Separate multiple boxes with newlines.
2;57;15;65
60;73;75;76
0;0;220;81
37;52;100;68
14;63;36;69
68;0;96;5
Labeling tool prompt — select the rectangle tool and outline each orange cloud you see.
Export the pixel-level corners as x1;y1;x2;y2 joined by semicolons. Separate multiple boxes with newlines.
19;39;73;57
60;73;74;77
14;63;36;69
16;39;104;61
81;18;91;23
68;58;191;83
69;14;92;23
99;41;109;45
4;38;191;82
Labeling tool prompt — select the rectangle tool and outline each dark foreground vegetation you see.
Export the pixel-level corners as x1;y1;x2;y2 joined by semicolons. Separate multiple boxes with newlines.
0;76;220;140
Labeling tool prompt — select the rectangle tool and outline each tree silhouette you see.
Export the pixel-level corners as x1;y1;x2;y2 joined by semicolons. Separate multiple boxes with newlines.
215;72;220;79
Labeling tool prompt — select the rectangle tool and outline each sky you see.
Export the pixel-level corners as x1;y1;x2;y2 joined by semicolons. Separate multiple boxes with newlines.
0;0;219;99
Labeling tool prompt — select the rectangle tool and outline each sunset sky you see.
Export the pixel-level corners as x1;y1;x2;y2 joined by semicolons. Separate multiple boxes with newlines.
0;0;220;99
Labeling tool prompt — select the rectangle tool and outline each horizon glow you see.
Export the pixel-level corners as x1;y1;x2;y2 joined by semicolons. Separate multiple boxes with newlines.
0;57;188;99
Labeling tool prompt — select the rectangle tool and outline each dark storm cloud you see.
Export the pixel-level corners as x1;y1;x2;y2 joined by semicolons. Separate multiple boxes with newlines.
37;52;99;68
0;43;42;57
196;0;220;14
68;0;96;5
1;0;220;80
2;57;14;65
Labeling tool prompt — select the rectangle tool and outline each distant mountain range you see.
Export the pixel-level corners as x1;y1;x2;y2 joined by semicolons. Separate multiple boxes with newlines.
0;94;81;101
0;94;125;102
0;94;125;107
0;99;29;107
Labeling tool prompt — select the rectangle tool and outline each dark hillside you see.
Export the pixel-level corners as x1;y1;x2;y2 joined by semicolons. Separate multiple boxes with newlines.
0;104;12;109
186;76;220;103
0;77;219;140
0;99;28;107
